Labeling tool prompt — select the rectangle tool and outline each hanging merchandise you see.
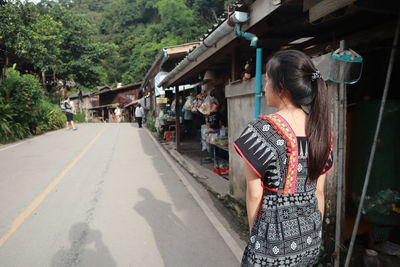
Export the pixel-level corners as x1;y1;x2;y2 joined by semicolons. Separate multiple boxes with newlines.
328;48;363;84
198;95;219;115
171;99;176;111
191;99;199;112
201;125;210;151
183;96;195;110
192;92;206;112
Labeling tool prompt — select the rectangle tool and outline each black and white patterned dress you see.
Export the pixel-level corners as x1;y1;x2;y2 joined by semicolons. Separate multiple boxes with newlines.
233;114;333;267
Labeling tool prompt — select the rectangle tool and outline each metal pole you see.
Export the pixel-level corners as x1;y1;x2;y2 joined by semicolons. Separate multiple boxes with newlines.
175;85;181;153
334;40;346;267
344;15;400;267
254;48;262;118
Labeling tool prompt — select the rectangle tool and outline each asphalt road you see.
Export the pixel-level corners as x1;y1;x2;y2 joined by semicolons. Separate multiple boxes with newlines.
0;123;243;267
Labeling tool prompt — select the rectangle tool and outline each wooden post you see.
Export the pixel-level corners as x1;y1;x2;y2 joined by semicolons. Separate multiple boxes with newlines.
324;71;347;266
324;80;339;263
175;85;181;152
334;40;347;267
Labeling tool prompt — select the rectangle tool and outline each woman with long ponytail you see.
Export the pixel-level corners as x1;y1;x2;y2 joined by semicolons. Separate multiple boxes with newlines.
234;50;333;266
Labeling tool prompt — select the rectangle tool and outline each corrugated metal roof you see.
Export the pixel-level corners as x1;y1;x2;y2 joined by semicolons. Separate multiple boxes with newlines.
164;42;199;55
95;82;143;95
141;42;201;90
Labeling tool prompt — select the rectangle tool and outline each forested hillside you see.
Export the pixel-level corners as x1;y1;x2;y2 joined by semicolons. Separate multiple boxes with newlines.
1;0;235;90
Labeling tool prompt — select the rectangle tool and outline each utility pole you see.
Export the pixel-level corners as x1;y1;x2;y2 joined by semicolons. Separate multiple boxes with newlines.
175;85;181;153
334;39;347;267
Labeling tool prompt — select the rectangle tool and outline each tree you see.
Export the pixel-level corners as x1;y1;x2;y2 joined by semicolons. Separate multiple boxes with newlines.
26;13;62;89
187;0;225;24
0;2;62;88
40;2;115;88
115;0;204;83
0;1;30;79
157;0;203;38
1;0;229;87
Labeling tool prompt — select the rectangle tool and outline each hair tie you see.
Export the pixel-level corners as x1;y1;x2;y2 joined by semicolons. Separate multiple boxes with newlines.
311;70;321;82
301;105;311;114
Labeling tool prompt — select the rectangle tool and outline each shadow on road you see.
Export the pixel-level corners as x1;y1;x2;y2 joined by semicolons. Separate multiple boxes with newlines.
130;122;140;128
134;129;238;267
50;222;116;267
134;188;190;267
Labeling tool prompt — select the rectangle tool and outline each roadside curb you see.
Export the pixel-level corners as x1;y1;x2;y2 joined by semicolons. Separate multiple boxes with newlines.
144;127;246;262
0;127;65;151
145;129;230;197
144;127;249;239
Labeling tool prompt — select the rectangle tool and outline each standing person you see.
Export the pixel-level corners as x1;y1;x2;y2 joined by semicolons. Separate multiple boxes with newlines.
181;104;193;138
114;106;122;123
62;97;77;130
234;50;333;266
135;103;145;128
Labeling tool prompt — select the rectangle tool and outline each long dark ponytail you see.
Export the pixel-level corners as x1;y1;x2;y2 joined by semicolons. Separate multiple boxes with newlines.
266;50;330;180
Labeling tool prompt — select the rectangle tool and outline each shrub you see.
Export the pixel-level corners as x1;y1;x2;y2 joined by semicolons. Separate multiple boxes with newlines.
74;112;86;123
1;68;43;132
33;100;66;133
0;98;30;143
0;67;65;143
145;112;156;132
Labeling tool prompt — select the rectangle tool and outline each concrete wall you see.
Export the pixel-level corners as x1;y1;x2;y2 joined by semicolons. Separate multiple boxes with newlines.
71;98;90;111
226;76;275;202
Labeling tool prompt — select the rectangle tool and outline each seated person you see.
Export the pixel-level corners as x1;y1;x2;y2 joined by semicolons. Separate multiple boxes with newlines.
242;58;255;81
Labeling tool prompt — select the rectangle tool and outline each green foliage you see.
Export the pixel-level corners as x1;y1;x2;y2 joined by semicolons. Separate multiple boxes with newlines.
0;2;33;58
25;13;63;72
0;97;30;142
187;0;225;22
0;68;65;143
145;112;156;132
42;3;114;88
1;68;43;131
1;1;113;88
155;0;196;35
0;0;231;142
1;0;229;87
74;112;86;123
316;244;328;266
117;0;205;83
33;100;66;133
0;1;62;73
12;74;43;122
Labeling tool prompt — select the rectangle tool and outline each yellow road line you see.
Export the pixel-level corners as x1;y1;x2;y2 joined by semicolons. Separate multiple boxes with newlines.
0;126;107;246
